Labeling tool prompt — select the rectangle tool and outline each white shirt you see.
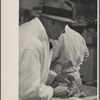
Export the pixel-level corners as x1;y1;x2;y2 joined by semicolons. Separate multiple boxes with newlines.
51;25;89;72
50;25;89;86
19;18;56;100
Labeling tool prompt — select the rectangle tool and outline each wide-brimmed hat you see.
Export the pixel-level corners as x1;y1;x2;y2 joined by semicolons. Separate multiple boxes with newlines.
40;0;75;23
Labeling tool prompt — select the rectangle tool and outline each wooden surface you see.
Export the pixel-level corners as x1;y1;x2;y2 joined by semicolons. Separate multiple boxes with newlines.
79;85;97;96
52;95;97;100
52;85;97;100
52;97;82;100
82;95;97;100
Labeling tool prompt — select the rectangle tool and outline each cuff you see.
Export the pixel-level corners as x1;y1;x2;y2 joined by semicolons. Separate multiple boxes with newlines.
46;70;57;86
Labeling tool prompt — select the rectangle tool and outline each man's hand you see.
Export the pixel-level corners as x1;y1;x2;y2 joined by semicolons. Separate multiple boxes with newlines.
65;73;75;82
55;73;75;86
53;86;73;98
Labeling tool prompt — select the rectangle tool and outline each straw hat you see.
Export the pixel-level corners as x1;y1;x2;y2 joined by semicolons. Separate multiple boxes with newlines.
40;0;75;23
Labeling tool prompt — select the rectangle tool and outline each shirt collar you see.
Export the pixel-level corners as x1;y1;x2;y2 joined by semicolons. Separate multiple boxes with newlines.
35;17;50;42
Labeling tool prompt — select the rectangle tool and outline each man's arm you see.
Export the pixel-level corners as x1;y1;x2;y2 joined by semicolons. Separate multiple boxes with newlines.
46;70;57;86
19;49;53;100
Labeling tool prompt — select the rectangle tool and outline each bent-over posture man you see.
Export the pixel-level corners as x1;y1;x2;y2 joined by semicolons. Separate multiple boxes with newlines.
19;0;77;100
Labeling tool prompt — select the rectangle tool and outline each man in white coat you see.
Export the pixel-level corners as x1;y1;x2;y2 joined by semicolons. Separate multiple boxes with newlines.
19;0;77;100
50;25;89;87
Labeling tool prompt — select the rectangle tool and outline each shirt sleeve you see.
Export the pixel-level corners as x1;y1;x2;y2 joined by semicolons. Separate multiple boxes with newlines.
19;49;53;100
82;38;89;60
46;70;57;86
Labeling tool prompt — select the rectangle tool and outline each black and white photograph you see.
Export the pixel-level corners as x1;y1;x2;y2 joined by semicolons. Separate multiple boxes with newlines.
19;0;98;100
1;0;99;100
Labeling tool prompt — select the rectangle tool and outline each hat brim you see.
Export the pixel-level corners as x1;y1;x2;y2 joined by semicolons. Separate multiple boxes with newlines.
32;11;76;24
40;13;76;23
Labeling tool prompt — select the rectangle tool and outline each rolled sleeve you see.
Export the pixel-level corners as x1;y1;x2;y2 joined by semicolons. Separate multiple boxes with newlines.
82;37;89;60
46;70;57;86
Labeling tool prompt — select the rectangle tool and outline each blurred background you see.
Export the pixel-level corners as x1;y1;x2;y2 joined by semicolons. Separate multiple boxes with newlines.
19;0;97;87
